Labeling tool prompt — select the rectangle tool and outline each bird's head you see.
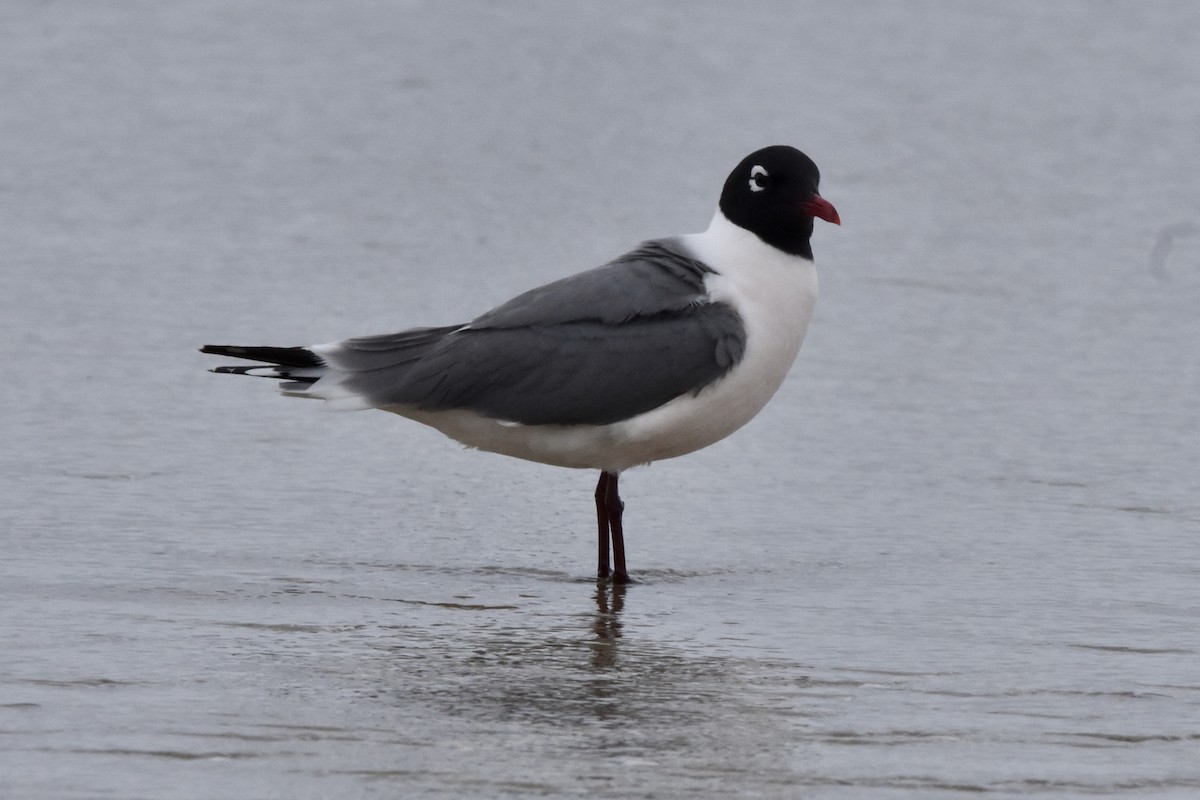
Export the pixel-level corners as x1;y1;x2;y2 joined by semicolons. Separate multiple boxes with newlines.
719;145;839;260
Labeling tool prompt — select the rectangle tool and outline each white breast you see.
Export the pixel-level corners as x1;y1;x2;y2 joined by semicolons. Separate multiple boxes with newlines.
605;211;819;468
399;211;818;472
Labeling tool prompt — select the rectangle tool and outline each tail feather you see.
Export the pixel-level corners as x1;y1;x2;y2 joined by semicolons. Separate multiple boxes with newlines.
200;329;461;411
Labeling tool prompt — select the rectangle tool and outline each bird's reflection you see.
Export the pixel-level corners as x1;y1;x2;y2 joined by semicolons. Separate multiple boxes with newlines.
590;579;626;670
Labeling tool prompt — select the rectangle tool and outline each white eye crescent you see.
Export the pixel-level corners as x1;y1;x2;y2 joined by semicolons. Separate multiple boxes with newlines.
748;165;768;192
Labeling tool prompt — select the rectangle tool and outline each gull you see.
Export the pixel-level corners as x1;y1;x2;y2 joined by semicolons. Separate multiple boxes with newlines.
202;145;839;583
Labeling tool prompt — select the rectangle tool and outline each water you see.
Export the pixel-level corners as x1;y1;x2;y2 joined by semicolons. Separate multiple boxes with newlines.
3;2;1199;797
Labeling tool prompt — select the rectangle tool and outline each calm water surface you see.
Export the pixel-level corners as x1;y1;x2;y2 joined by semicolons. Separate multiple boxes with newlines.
3;2;1199;798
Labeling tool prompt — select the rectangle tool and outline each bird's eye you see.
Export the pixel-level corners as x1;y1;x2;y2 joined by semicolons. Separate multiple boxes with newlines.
748;165;768;193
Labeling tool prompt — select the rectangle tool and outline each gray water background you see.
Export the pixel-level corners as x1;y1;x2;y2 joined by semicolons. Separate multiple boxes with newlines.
2;2;1199;798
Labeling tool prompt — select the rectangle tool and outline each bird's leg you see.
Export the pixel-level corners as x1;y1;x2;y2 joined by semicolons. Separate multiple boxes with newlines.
606;472;629;584
595;471;612;580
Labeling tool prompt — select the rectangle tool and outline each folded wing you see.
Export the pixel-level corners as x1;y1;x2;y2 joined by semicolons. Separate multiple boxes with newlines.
204;239;747;426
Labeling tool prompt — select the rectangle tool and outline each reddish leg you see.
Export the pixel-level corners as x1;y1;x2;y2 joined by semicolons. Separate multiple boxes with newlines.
594;471;629;583
605;471;629;584
595;471;612;579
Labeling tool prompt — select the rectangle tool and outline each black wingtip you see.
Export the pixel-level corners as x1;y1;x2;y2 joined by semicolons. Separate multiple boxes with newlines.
200;344;324;368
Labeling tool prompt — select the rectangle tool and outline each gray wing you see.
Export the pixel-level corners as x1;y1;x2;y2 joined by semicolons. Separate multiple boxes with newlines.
470;239;716;327
328;239;747;426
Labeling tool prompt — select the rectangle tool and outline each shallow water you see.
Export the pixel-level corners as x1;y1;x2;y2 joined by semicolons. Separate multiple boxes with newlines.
3;2;1200;798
